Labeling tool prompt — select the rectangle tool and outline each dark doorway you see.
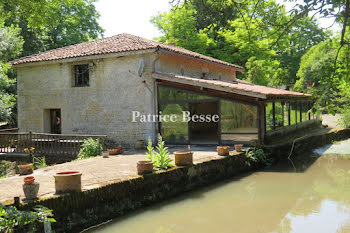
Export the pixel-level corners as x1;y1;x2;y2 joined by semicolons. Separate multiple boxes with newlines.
189;101;219;144
50;109;61;134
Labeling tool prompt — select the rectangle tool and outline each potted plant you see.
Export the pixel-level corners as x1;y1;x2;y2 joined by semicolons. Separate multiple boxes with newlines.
23;176;39;200
234;144;243;152
217;146;230;156
54;171;82;194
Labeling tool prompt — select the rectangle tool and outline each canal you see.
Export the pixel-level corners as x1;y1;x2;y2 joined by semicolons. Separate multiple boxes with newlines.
88;141;350;233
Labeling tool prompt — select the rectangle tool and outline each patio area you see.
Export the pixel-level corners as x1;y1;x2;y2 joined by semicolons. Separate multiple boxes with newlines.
0;147;225;204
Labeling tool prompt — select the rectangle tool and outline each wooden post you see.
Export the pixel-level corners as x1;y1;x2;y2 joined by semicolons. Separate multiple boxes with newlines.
281;102;284;127
300;102;303;123
288;102;291;125
272;102;276;130
257;103;266;144
29;131;33;148
295;102;298;124
308;102;311;120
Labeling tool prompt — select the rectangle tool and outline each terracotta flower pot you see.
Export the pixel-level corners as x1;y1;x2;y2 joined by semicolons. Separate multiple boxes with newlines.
174;151;193;166
18;163;33;175
116;146;123;154
217;146;230;156
234;144;243;152
54;171;82;194
24;176;35;184
137;161;153;175
108;149;118;155
108;146;123;155
23;183;39;200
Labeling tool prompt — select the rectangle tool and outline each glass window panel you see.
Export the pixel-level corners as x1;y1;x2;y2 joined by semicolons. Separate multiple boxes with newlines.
265;102;274;131
290;102;299;124
159;103;188;144
188;92;215;101
221;134;258;144
284;102;290;126
158;86;187;102
275;102;284;129
302;103;309;122
221;100;258;133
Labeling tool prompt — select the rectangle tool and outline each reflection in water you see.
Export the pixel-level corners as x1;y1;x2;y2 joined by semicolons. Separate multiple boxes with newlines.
279;200;350;233
89;155;350;233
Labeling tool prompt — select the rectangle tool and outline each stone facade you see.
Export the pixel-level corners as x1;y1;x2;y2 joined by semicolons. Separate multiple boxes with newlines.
16;51;238;147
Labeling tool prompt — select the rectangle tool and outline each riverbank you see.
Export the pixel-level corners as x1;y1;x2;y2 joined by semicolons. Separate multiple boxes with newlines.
85;147;350;233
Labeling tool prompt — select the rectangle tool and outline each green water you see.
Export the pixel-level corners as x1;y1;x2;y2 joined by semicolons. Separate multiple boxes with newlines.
88;153;350;233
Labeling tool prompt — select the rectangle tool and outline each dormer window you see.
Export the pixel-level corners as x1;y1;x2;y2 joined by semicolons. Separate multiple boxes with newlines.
73;64;89;87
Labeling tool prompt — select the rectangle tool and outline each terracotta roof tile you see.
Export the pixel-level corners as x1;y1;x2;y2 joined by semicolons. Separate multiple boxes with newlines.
153;72;312;99
11;33;243;70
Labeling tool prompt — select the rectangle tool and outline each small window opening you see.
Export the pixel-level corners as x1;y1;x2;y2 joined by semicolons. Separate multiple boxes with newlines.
74;64;89;87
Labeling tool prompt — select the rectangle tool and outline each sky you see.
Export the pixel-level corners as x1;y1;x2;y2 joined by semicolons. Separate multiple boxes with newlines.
94;0;340;40
94;0;171;39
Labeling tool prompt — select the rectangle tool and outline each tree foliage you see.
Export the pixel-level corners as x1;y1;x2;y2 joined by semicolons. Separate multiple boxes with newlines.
153;0;327;86
0;25;23;125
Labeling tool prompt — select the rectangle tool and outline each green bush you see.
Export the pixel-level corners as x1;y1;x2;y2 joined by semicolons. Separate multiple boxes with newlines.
339;109;350;128
0;204;55;233
32;156;47;169
78;138;102;159
146;135;173;169
245;147;269;166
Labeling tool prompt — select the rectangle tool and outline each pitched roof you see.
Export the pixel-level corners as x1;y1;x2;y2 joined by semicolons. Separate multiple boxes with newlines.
11;33;244;70
152;72;312;99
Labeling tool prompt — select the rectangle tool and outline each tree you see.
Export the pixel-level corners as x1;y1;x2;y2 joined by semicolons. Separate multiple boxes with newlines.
2;0;104;56
0;0;104;126
294;33;350;121
0;25;23;125
153;0;326;86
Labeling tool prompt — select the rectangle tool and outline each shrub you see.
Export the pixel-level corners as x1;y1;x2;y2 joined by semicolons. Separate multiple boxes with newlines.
78;138;102;159
338;108;350;128
0;204;55;233
245;147;269;167
32;156;47;169
146;135;173;169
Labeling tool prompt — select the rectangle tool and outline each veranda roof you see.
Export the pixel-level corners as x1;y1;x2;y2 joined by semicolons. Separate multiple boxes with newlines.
152;72;312;100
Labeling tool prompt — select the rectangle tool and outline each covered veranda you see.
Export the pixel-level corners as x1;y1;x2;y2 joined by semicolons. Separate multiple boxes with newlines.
153;72;314;145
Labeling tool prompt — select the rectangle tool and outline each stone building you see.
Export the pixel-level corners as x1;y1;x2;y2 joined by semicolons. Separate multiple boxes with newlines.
11;33;315;146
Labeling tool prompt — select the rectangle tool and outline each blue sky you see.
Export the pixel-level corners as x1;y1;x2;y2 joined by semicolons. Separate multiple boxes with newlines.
94;0;340;39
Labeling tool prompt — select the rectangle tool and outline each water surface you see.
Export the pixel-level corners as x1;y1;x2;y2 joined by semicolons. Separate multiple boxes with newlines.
89;154;350;233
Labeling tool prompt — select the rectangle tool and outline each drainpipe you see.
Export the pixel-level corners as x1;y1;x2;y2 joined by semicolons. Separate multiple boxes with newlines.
151;49;161;142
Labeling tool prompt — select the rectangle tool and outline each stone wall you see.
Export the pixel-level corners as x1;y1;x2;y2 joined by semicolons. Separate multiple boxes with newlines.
18;153;253;233
17;53;157;147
